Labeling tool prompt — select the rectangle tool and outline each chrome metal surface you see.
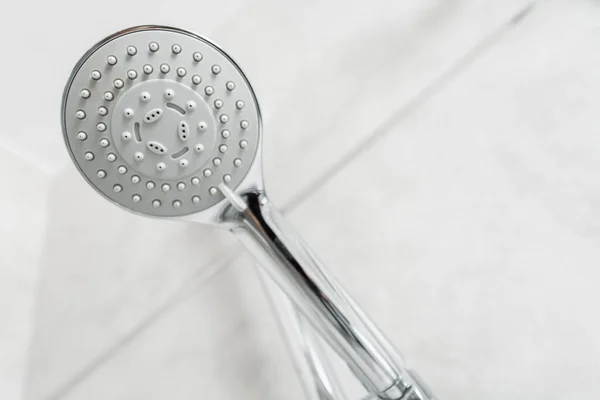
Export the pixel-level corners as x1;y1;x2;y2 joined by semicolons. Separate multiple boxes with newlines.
62;25;437;400
220;188;434;399
258;267;346;400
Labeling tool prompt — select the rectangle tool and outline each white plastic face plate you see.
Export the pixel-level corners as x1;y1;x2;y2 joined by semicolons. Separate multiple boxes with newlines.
62;26;260;217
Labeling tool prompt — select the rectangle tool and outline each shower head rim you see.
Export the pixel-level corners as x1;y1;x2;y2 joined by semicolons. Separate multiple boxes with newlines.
61;25;265;223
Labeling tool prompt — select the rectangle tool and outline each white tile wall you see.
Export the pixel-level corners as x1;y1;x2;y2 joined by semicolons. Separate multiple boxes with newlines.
58;257;307;400
0;148;51;400
3;0;598;399
285;2;600;399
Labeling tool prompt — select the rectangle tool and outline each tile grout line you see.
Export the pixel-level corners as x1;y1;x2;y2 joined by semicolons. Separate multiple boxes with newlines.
43;4;536;399
283;1;536;213
43;252;243;400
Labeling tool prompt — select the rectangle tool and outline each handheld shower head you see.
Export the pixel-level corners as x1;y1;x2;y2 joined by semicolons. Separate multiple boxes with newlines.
60;26;435;400
62;26;262;218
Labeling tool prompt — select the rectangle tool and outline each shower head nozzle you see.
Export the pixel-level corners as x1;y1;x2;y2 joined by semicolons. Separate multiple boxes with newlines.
61;26;262;218
60;28;432;400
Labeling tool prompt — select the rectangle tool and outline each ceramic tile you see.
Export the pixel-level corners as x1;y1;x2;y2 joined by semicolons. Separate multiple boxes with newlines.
283;1;600;399
0;147;51;400
58;256;306;400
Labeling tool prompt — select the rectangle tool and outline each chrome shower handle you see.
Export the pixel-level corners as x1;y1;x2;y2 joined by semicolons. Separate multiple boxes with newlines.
220;187;433;400
257;266;347;400
60;25;437;400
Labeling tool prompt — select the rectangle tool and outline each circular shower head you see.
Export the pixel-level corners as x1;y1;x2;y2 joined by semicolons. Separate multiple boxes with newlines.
62;26;261;217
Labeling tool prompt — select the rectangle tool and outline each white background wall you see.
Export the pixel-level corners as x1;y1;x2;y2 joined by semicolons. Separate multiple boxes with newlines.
1;0;599;399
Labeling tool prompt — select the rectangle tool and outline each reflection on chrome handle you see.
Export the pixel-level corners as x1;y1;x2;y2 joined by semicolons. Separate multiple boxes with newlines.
257;266;347;400
221;189;433;399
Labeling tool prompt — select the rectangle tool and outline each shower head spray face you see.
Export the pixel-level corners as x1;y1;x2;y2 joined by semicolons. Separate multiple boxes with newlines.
62;26;262;218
